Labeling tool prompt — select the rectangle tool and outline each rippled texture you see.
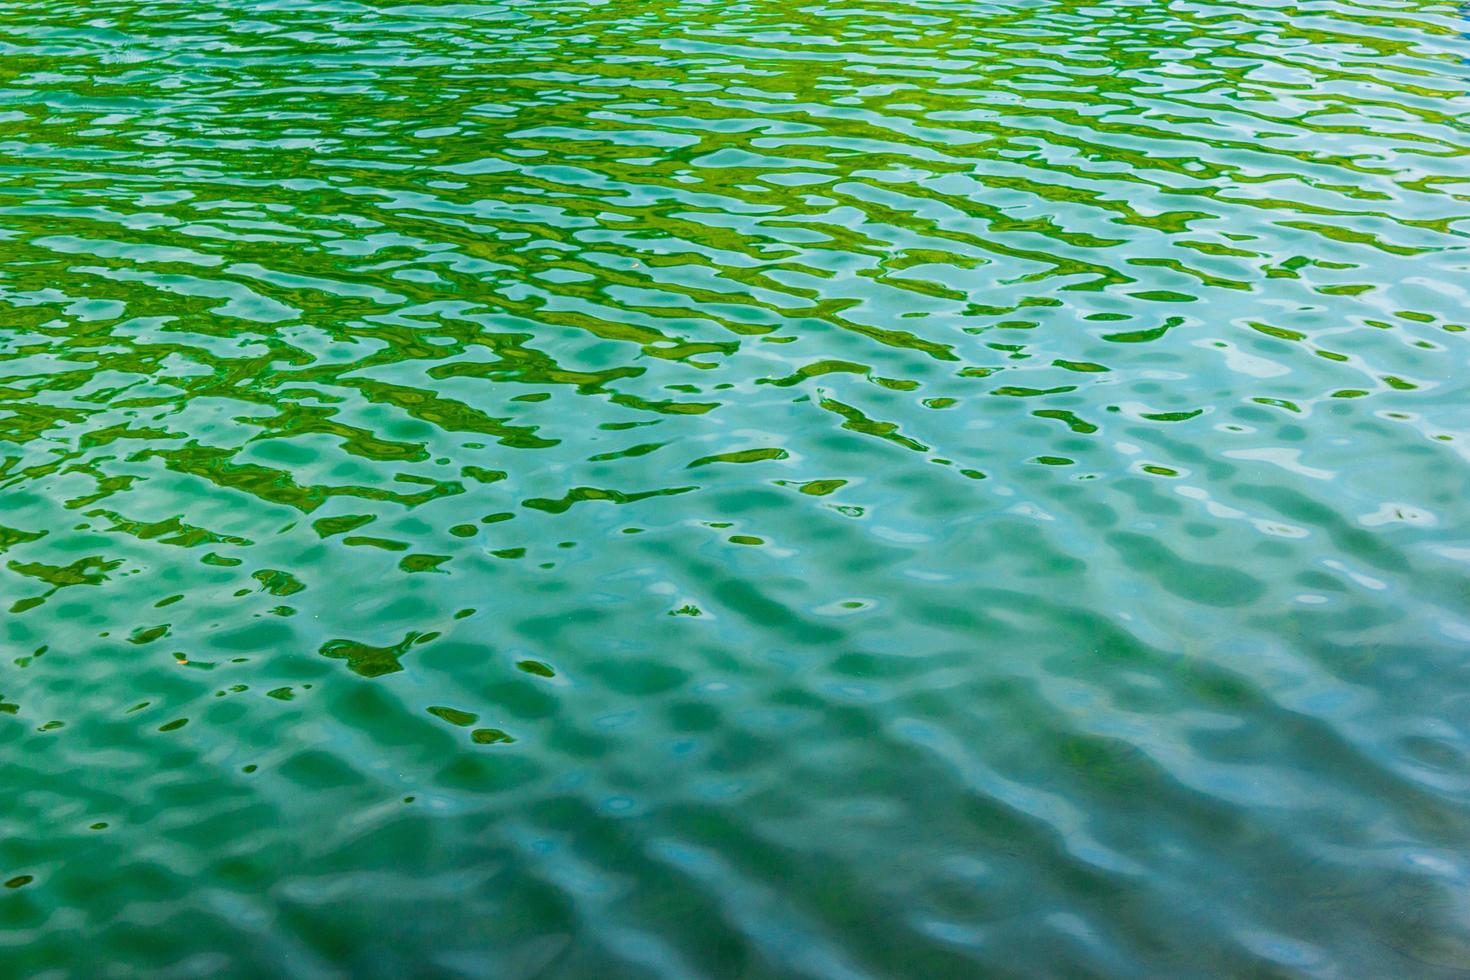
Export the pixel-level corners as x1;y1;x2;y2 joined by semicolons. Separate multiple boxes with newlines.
2;0;1470;974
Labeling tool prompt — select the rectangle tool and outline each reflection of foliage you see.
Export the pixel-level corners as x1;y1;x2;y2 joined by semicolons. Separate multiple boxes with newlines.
8;555;122;588
0;524;47;554
318;630;438;678
252;568;305;596
134;445;465;514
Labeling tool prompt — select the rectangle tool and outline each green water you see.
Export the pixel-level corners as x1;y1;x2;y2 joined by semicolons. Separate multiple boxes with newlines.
2;0;1470;975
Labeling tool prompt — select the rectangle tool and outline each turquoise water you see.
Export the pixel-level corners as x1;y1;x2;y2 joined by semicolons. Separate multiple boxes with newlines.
2;0;1470;974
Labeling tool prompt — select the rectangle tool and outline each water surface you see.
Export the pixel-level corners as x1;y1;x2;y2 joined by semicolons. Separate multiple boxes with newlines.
3;0;1470;975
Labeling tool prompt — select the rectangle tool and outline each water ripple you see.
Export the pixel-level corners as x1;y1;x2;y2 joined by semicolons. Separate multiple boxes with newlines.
3;0;1470;974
